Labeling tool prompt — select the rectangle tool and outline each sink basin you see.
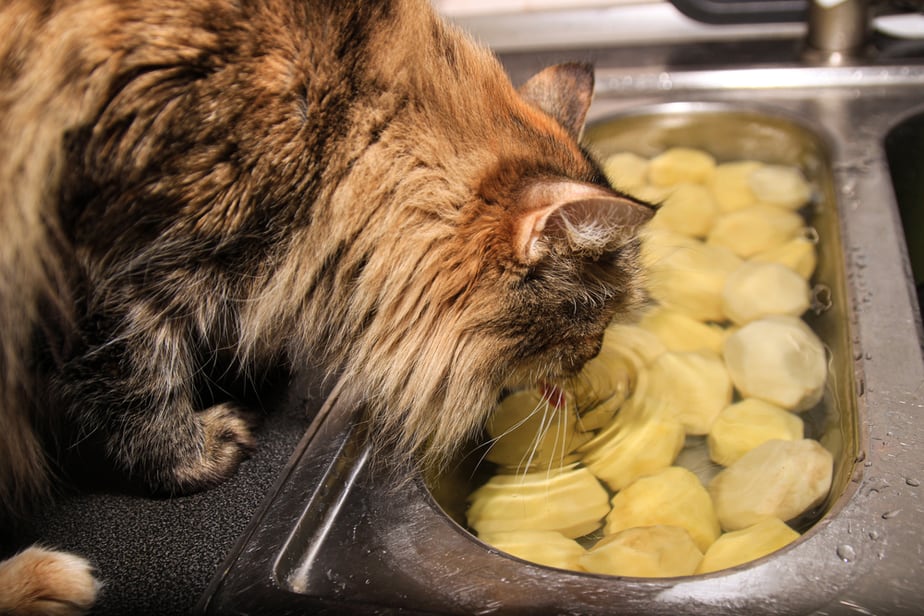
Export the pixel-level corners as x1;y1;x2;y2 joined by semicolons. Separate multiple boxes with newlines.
885;112;924;313
197;44;924;616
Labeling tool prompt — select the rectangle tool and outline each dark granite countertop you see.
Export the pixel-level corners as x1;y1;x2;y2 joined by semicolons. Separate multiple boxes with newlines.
22;373;325;616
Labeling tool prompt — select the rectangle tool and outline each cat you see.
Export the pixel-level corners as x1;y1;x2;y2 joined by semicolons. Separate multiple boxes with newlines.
0;0;654;612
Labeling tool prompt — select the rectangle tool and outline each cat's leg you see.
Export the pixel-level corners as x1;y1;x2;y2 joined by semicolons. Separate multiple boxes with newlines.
0;546;99;616
56;317;256;495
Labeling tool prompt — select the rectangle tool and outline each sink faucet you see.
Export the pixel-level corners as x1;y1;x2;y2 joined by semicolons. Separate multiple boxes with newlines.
804;0;871;64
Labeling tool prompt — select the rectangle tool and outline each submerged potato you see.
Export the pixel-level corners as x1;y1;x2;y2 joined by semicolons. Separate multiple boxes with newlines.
748;164;812;210
709;160;763;212
583;416;686;491
708;399;805;466
722;261;812;325
567;338;636;429
478;530;587;570
581;525;703;578
709;439;833;531
645;235;743;322
639;307;726;354
647;183;718;238
708;205;804;258
605;466;721;552
723;315;827;412
485;389;589;469
646;350;732;435
750;235;818;280
648;147;716;186
697;518;800;574
602;151;650;191
467;466;610;539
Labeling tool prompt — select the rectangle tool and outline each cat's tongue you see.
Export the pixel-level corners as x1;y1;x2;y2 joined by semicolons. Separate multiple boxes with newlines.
540;383;566;409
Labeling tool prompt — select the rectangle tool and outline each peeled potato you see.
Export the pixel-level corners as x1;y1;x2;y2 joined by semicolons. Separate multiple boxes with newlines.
600;323;667;367
645;236;743;322
723;315;827;412
628;183;672;204
605;466;721;552
707;399;805;466
582;416;686;491
750;235;818;280
478;530;587;570
468;466;610;539
567;338;635;429
648;147;716;186
707;205;804;258
748;164;812;210
645;350;732;435
485;389;588;469
722;261;812;325
647;183;718;238
580;525;703;578
696;517;800;574
709;160;763;212
602;151;649;192
708;439;833;531
639;306;726;354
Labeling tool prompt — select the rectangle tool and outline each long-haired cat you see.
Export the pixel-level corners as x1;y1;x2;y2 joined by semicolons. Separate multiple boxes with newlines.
0;0;654;612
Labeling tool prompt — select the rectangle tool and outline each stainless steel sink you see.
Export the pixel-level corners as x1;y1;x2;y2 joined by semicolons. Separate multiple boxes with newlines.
197;38;924;616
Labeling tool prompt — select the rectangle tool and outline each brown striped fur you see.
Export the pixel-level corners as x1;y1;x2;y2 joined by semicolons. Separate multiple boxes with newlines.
0;0;653;610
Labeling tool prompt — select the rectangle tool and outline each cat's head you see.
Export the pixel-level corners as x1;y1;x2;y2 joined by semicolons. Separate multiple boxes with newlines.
347;61;655;470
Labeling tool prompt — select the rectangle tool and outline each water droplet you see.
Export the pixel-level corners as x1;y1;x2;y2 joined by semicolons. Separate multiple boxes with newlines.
882;509;901;519
906;477;920;487
836;544;857;562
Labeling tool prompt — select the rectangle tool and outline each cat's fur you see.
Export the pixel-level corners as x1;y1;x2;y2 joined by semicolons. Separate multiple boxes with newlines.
0;0;653;611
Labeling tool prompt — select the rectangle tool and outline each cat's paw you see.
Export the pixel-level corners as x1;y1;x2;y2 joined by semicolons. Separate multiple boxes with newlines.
170;402;258;493
0;546;100;616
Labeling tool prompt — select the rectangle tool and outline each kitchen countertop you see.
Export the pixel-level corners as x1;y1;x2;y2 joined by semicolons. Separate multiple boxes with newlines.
20;372;325;616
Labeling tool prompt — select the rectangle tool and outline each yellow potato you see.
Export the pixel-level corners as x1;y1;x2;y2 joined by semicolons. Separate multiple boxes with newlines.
478;530;587;570
602;151;650;192
707;205;804;258
600;323;667;367
646;350;733;435
638;306;726;354
723;315;827;412
468;466;610;539
485;389;588;469
581;525;703;578
647;183;719;238
722;261;812;325
566;339;635;429
605;466;721;552
709;160;763;212
645;235;743;322
748;164;812;210
648;147;716;186
627;183;672;205
708;439;833;531
707;399;805;466
583;415;686;491
750;235;818;280
696;518;800;574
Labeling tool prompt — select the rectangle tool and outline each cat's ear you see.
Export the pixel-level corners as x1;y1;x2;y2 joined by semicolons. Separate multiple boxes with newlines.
515;182;654;263
518;62;594;140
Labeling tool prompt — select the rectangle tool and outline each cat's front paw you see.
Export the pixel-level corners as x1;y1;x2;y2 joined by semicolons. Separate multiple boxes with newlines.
169;403;258;494
0;546;100;616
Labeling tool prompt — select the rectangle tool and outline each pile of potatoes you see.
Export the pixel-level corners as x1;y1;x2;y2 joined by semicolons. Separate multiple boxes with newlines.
466;148;835;577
